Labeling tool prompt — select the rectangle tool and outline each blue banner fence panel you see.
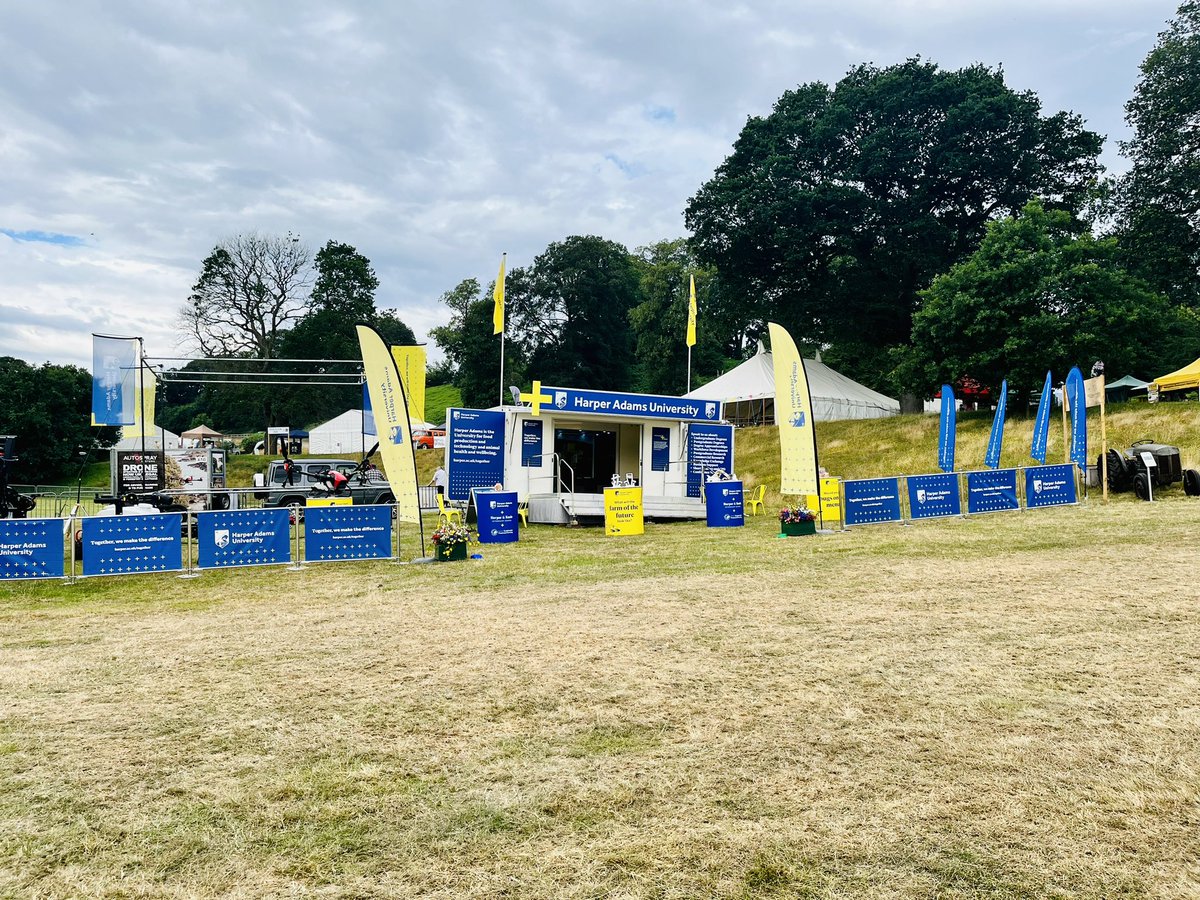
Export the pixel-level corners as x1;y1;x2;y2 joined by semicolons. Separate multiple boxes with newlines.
843;477;903;526
0;517;67;580
80;513;183;577
305;505;393;562
1025;464;1078;509
197;507;292;569
966;469;1020;514
907;472;962;520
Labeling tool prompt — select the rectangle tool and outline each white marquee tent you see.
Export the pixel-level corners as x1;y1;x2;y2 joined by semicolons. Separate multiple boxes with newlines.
685;341;900;424
308;409;437;455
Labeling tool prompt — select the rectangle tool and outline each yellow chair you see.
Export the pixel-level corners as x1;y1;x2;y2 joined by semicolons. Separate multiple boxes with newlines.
436;492;462;526
744;484;766;516
517;499;528;527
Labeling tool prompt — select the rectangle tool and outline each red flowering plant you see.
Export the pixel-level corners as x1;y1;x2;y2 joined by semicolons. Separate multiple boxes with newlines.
779;505;817;524
431;520;472;549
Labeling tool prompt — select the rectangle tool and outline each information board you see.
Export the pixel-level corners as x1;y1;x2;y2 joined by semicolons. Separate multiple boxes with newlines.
1025;464;1077;509
114;450;165;494
704;480;744;528
521;419;542;467
447;408;505;502
0;518;65;580
966;469;1020;514
305;505;392;561
907;472;962;520
651;427;670;472
843;477;903;526
474;489;519;543
604;486;644;536
686;424;733;498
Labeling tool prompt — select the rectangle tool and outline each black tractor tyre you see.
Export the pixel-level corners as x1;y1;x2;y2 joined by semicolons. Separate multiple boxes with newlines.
1103;449;1131;492
1184;469;1200;497
1133;472;1151;501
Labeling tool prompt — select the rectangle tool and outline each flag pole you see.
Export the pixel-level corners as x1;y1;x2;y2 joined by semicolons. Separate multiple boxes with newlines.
495;252;507;407
1100;374;1108;503
687;345;692;394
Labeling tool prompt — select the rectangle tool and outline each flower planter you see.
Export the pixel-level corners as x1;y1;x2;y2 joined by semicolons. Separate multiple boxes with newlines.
781;520;817;537
435;541;468;561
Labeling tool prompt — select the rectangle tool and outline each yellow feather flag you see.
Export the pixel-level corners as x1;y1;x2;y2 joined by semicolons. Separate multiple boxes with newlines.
687;275;697;348
357;325;421;524
768;322;820;497
390;345;427;425
493;253;506;335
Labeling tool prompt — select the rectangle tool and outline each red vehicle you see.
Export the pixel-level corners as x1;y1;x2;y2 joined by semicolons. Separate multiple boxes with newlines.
412;428;446;450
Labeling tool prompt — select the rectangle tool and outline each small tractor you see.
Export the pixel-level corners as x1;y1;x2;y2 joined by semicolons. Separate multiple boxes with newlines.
1100;440;1200;500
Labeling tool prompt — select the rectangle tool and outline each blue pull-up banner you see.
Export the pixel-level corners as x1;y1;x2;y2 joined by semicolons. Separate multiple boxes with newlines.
197;507;291;569
1031;371;1052;464
80;513;182;577
985;380;1007;469
1066;367;1088;473
843;477;902;526
938;385;956;473
306;505;392;561
1025;464;1077;509
0;519;65;580
907;473;961;519
966;469;1020;514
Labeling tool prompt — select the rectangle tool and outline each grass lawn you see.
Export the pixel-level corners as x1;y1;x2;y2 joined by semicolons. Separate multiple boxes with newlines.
2;488;1199;897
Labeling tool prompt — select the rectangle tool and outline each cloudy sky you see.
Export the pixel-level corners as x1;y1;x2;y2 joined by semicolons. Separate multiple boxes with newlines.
0;1;1181;372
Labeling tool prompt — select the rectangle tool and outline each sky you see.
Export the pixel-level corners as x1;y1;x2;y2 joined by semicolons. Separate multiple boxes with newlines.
0;1;1182;372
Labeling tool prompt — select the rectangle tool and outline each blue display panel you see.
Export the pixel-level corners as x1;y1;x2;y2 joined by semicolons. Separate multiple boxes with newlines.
966;469;1020;514
651;427;670;472
306;505;392;561
704;480;744;528
1025;464;1077;509
521;419;542;467
447;408;505;502
81;513;182;576
686;424;734;498
907;473;961;520
475;489;519;543
843;478;903;526
197;507;291;569
0;518;65;580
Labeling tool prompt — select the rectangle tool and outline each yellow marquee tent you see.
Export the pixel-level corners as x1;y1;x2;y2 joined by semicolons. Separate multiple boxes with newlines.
1153;357;1200;393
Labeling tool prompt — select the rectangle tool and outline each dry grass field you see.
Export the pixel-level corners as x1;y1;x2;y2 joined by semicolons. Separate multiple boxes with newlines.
3;490;1200;898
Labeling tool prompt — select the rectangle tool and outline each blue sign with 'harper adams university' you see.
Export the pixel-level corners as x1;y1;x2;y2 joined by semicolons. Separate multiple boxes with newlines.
542;387;719;422
474;489;519;543
704;480;744;528
197;507;291;569
1025;464;1077;509
0;518;65;580
907;472;961;520
447;408;505;503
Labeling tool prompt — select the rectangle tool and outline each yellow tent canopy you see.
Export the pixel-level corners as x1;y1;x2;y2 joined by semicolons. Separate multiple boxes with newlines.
1153;357;1200;392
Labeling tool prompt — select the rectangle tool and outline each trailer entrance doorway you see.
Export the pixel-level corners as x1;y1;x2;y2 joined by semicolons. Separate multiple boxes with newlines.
555;427;616;494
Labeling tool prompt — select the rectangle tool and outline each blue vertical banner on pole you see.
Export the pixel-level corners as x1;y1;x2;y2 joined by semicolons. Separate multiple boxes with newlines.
447;409;505;502
0;519;65;580
907;473;961;519
1025;464;1077;508
966;469;1020;514
305;505;392;561
1066;367;1087;473
1031;371;1052;464
843;478;903;526
91;335;138;425
985;380;1007;469
81;513;183;576
651;427;670;472
938;385;956;473
686;424;733;498
362;382;375;436
521;419;542;467
197;507;291;569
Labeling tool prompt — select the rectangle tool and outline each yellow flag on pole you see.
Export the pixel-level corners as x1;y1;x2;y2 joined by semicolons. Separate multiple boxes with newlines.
357;325;421;524
122;348;156;441
391;345;427;424
768;322;820;497
493;253;506;335
687;275;697;348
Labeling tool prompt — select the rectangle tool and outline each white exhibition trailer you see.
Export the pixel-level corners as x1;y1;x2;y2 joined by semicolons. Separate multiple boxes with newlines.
443;386;736;524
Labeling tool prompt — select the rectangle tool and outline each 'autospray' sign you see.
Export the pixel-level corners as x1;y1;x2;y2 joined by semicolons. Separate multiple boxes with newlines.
447;408;505;502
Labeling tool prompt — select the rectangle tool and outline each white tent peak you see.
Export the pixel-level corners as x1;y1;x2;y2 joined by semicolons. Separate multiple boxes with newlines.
685;346;898;424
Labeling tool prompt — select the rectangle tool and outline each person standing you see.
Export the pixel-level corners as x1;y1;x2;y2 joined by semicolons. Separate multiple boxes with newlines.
431;466;447;496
